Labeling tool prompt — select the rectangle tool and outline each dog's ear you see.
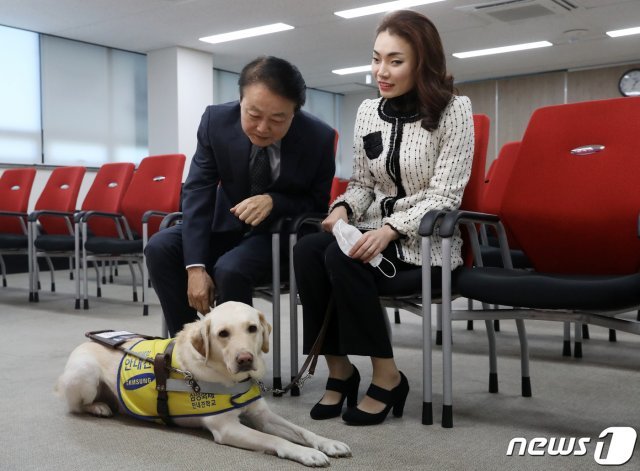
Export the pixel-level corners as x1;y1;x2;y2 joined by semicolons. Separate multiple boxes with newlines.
258;312;272;353
191;319;211;362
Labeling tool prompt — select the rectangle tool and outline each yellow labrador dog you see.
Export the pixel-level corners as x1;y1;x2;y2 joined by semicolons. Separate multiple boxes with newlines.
56;301;351;467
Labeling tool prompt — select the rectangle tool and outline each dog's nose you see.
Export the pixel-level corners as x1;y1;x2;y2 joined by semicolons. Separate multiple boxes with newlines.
236;352;254;371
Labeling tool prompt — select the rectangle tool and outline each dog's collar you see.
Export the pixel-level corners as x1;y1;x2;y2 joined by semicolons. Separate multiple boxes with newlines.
164;378;255;396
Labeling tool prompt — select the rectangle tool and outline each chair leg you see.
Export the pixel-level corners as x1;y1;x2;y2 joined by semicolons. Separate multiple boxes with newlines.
515;319;532;397
581;323;590;340
467;298;474;330
421;236;433;425
484;319;498;393
82;223;90;309
574;322;583;358
289;233;300;396
74;224;81;310
270;233;282;397
127;261;138;302
101;260;107;285
436;304;443;345
161;316;169;338
394;308;401;324
493;319;500;332
28;221;34;301
45;255;55;292
441;239;453;428
0;255;6;287
142;253;149;316
92;262;102;298
562;322;572;356
609;329;617;342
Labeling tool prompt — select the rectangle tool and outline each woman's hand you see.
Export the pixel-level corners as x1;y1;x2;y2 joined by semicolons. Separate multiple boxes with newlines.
321;206;349;232
349;225;399;264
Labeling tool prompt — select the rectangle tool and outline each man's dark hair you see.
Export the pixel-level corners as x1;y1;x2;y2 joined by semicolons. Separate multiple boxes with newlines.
238;56;306;111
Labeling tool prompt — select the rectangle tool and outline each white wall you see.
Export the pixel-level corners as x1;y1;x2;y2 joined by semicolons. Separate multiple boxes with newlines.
147;47;213;179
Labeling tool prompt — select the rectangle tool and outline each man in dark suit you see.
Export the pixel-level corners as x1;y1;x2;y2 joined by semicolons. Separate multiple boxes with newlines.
146;56;336;336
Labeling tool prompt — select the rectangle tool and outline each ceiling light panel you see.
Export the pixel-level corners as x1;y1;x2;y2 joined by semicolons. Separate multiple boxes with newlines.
332;65;372;75
606;26;640;38
199;23;294;44
453;41;553;59
335;0;446;19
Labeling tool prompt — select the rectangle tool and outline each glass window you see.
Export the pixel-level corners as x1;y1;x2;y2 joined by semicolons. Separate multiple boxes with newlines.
214;69;240;104
40;35;148;166
303;88;342;161
0;26;41;164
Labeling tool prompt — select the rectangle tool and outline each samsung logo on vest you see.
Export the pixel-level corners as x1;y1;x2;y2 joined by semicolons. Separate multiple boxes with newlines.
124;373;155;390
506;427;637;465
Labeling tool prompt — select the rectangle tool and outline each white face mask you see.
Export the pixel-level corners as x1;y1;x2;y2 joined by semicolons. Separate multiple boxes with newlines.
332;219;396;278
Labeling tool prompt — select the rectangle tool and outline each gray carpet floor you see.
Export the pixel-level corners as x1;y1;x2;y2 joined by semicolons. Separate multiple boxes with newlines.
1;268;638;470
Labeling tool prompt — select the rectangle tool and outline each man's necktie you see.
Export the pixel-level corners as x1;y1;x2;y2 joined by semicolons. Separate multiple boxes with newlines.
250;147;271;196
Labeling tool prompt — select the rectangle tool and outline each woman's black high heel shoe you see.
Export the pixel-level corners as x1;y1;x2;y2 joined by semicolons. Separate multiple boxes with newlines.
310;365;360;420
342;371;409;426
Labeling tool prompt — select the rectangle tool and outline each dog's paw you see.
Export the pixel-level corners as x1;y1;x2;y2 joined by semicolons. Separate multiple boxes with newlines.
83;402;113;417
316;438;352;458
282;446;330;467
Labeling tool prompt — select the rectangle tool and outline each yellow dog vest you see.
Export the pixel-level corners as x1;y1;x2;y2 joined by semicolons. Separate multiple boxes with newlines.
117;338;261;423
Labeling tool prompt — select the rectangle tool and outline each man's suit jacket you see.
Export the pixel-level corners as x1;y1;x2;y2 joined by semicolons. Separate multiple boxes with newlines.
181;101;336;266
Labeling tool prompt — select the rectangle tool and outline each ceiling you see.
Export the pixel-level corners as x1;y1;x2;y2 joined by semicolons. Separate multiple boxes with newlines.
2;0;640;94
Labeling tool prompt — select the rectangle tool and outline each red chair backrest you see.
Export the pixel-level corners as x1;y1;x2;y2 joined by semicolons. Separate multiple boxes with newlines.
120;154;185;237
329;177;349;204
480;141;522;249
460;114;490;212
481;141;521;216
458;114;490;267
500;97;640;275
0;168;36;234
35;166;86;235
82;162;135;237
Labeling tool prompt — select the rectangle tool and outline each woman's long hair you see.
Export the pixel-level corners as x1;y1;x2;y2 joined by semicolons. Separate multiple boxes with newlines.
376;10;454;131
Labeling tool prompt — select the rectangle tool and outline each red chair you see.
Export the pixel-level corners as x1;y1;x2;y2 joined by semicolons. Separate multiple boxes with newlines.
434;96;640;427
329;177;349;204
31;162;135;307
0;168;37;287
476;142;531;269
81;154;185;311
460;114;491;213
481;142;520;216
27;166;86;301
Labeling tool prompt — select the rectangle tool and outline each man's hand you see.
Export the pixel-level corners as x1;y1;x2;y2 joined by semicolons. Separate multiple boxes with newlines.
187;267;215;314
230;194;274;226
349;225;399;264
321;206;349;232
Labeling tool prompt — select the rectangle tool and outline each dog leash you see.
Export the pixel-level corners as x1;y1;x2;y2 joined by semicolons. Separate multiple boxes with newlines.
257;297;333;396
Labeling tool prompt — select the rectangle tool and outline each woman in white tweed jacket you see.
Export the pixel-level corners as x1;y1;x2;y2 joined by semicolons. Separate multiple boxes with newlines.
293;10;474;426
